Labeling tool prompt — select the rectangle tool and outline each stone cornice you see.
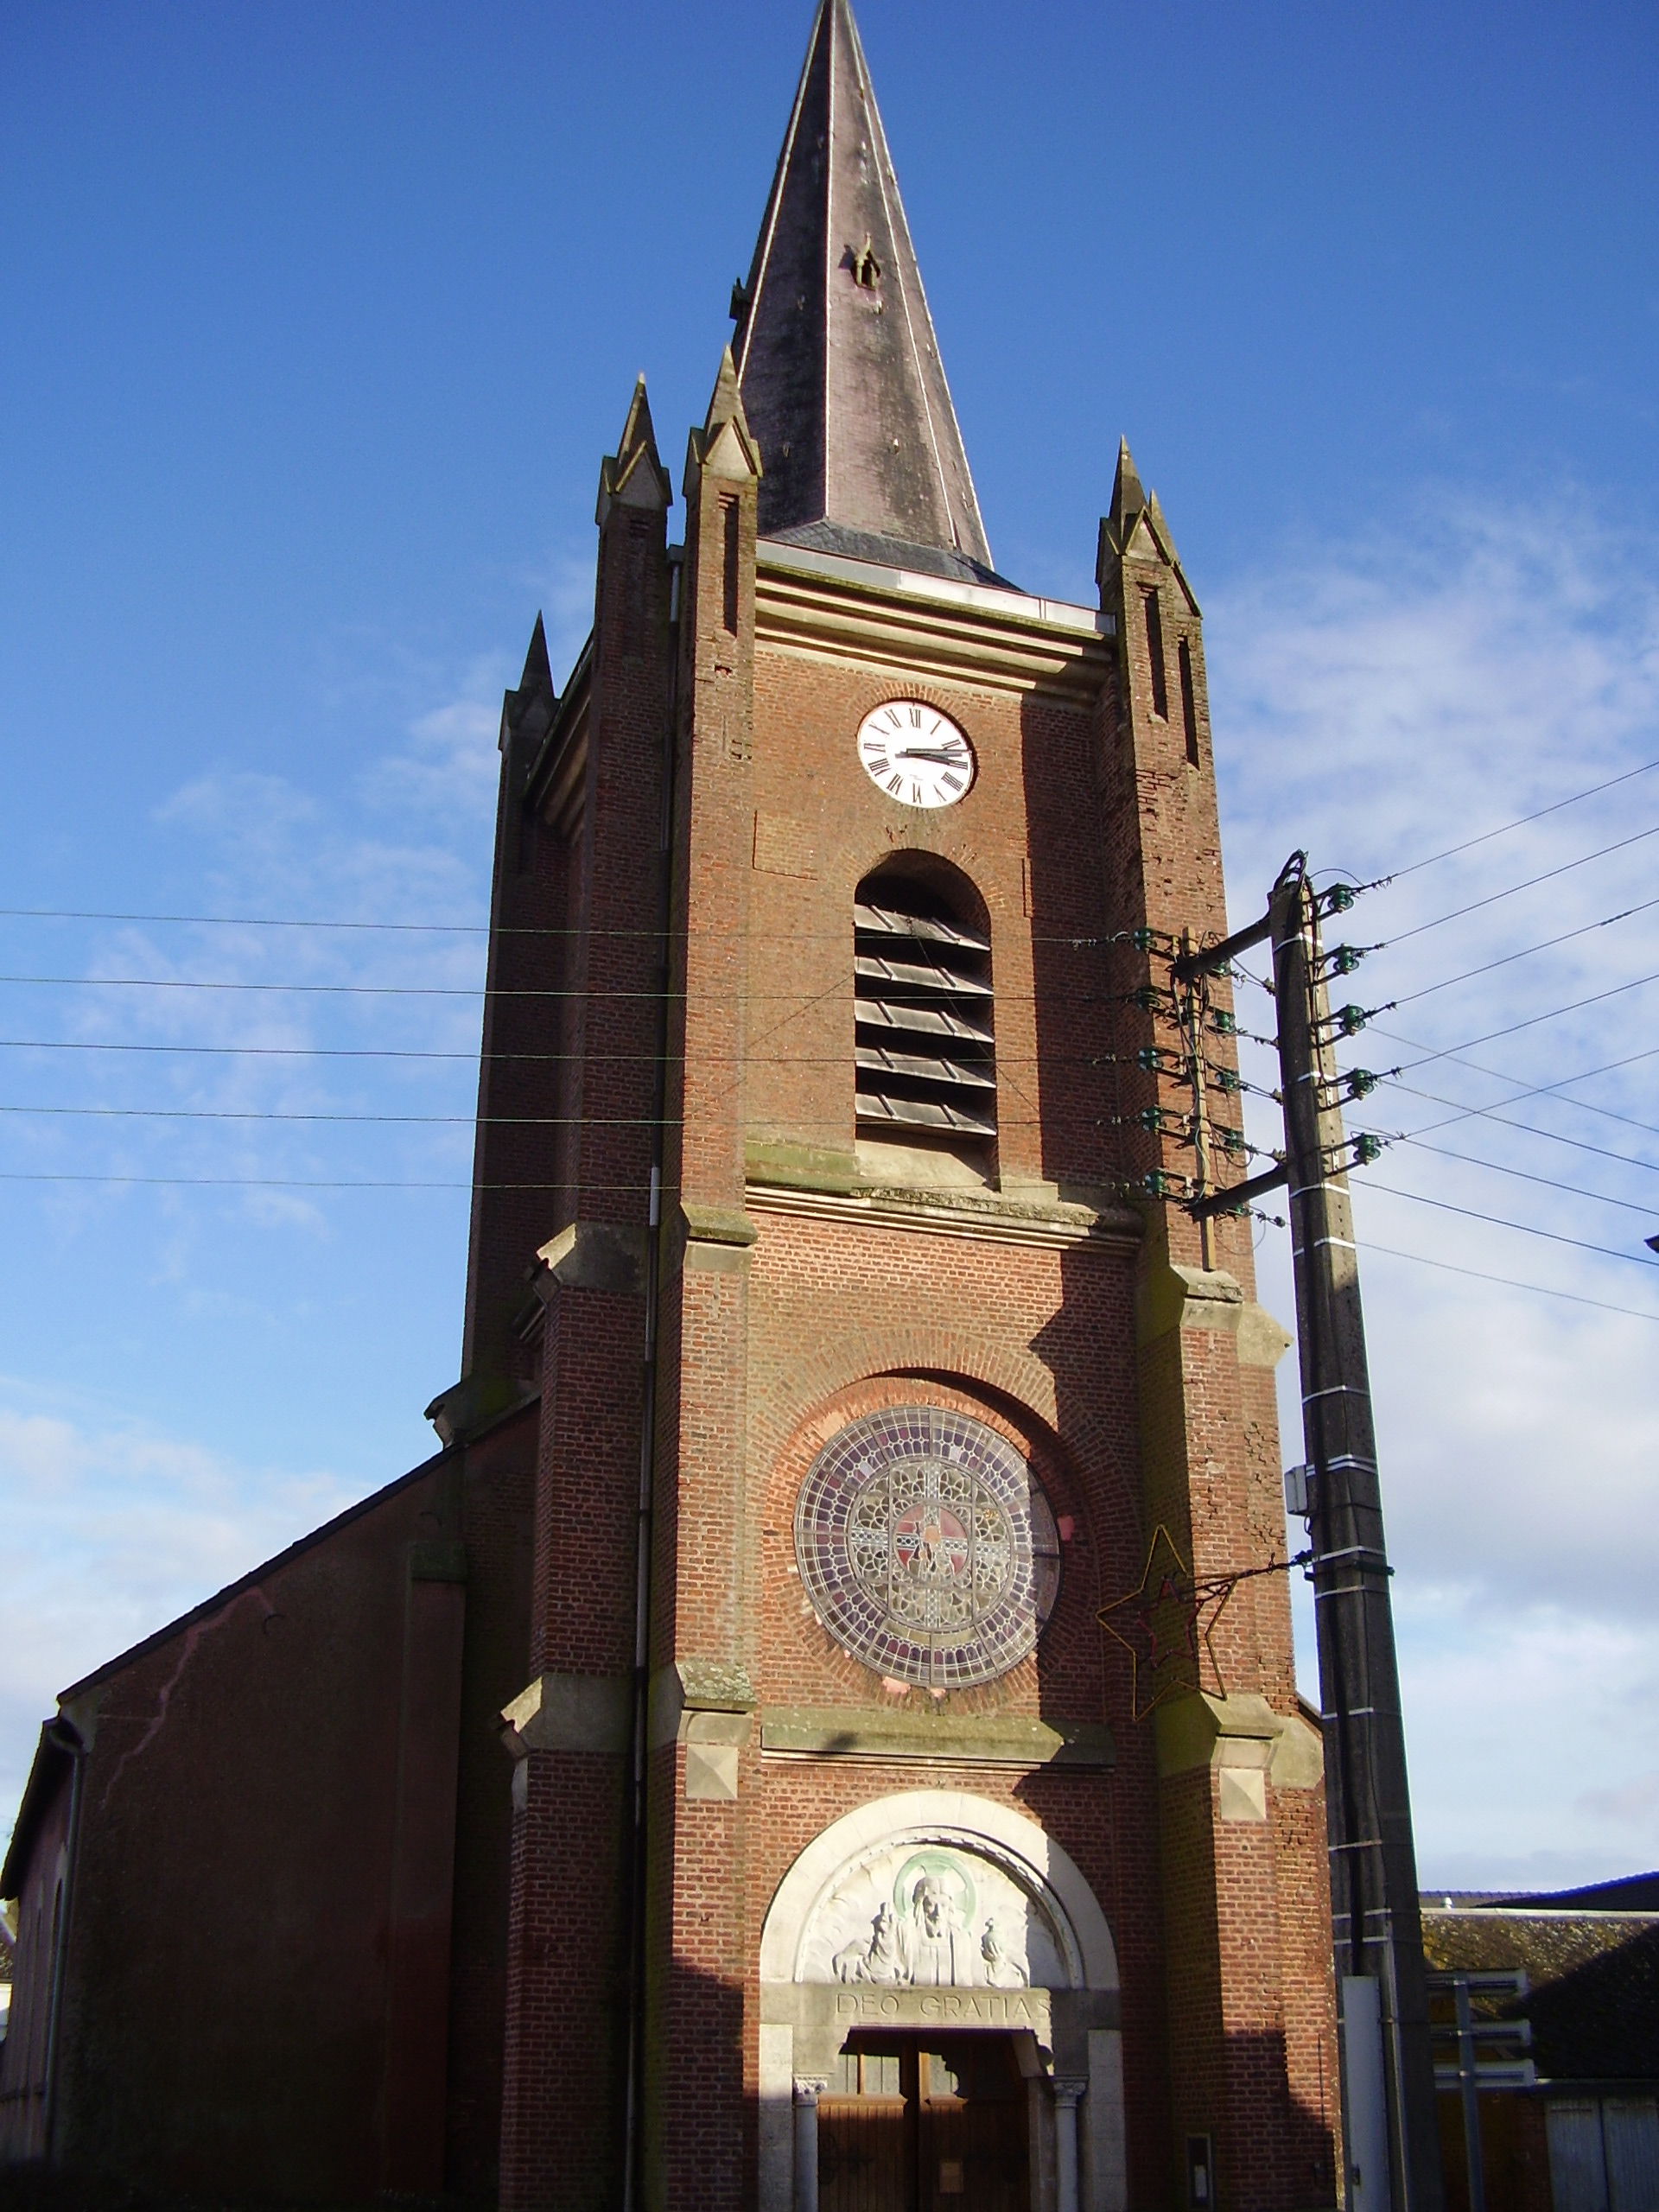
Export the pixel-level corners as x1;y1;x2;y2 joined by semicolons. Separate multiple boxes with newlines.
745;1179;1141;1255
754;552;1112;705
760;1704;1115;1769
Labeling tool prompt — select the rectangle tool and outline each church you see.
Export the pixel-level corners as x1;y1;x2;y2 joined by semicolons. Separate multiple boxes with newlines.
0;4;1338;2207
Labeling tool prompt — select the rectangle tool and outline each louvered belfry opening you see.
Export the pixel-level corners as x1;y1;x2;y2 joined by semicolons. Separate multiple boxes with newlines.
854;866;995;1157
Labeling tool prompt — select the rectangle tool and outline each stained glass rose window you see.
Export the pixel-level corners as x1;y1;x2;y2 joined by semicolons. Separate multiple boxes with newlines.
793;1406;1061;1688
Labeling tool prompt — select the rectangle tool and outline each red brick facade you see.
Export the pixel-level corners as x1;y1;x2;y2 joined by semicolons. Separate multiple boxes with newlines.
473;352;1338;2212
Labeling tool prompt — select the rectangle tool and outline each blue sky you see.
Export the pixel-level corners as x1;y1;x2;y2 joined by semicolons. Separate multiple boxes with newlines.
3;1;1657;1888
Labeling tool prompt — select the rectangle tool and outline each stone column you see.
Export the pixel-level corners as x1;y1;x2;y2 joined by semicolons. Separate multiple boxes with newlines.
793;2076;828;2212
1054;2080;1086;2212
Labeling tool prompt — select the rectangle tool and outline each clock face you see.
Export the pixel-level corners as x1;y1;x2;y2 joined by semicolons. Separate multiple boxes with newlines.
793;1406;1061;1690
856;701;975;809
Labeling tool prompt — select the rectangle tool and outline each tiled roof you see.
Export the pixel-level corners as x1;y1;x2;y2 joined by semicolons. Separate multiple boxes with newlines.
1423;1907;1659;2085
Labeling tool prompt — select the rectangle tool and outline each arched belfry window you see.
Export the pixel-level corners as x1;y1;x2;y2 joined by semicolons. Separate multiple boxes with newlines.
854;864;995;1152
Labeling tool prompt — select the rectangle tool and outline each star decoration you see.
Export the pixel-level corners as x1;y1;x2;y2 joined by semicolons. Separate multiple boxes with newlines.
1100;1530;1311;1721
1099;1525;1206;1720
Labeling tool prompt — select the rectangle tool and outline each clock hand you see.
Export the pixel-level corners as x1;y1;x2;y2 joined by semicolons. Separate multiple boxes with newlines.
894;747;967;765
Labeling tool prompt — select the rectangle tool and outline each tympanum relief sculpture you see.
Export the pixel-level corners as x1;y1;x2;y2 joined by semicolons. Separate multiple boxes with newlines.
804;1845;1067;1991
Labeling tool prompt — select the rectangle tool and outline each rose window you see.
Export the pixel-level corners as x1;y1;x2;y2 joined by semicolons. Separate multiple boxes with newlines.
794;1406;1061;1688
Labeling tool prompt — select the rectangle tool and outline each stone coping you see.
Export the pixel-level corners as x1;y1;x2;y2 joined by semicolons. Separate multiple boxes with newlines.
760;1705;1115;1769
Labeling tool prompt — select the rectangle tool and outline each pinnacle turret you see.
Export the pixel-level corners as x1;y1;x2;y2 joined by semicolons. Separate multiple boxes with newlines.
1109;438;1147;545
685;345;763;488
733;0;996;583
595;374;672;525
518;612;553;703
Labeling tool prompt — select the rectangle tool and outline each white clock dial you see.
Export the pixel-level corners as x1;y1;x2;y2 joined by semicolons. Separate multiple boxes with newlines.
856;701;976;809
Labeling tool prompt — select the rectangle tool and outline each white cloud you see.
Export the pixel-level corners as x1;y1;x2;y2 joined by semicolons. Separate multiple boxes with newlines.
1207;490;1659;1885
363;657;506;821
28;679;501;1217
1398;1595;1659;1890
0;1393;361;1826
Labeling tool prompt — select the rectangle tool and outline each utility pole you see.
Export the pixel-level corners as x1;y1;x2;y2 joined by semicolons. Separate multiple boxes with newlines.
1175;851;1443;2212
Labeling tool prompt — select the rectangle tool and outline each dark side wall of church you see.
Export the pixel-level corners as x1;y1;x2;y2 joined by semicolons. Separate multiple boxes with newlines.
444;1404;539;2197
29;1419;534;2205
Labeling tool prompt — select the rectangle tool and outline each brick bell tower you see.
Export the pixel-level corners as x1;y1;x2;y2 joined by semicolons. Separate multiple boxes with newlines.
460;3;1339;2206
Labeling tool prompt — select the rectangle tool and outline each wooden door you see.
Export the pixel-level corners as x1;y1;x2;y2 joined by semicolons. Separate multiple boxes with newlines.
820;2044;913;2212
918;2041;1028;2212
820;2037;1030;2212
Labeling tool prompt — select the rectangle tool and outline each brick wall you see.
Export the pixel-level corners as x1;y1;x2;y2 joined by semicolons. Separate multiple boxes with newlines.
484;403;1336;2209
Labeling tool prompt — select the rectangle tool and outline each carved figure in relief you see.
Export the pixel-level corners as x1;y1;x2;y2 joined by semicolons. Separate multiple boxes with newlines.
833;1902;907;1986
822;1849;1048;1990
907;1873;978;1986
979;1919;1030;1989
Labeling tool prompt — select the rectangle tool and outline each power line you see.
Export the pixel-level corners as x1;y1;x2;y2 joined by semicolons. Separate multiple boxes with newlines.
0;905;1128;950
1384;1134;1659;1217
1352;755;1659;886
0;1103;1049;1131
0;906;492;935
1376;968;1659;1072
0;972;1122;1006
0;974;486;998
1385;1075;1659;1177
8;760;1658;941
0;1037;479;1061
1;1106;647;1128
0;1037;1152;1076
1388;893;1659;1008
1380;821;1659;944
1359;1239;1659;1326
0;1172;646;1192
1362;1180;1659;1268
1370;1033;1659;1145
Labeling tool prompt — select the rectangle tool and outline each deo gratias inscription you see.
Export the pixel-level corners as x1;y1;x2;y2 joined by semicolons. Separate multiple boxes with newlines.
833;1988;1047;2031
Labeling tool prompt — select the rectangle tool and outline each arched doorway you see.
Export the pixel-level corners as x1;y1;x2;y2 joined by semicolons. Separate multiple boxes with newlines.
758;1791;1126;2212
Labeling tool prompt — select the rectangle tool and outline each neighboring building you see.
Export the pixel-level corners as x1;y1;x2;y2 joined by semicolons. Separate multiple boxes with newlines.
1;3;1346;2206
1424;1880;1659;2212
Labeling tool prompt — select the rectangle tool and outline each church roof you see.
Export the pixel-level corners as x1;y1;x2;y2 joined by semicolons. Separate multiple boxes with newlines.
734;0;999;587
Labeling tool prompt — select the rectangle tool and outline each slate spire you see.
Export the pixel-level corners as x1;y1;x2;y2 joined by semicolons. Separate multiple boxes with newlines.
733;0;996;582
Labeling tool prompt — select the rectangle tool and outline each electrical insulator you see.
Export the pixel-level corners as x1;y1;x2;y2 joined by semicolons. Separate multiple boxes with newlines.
1142;1170;1176;1198
1336;1005;1369;1037
1329;944;1365;975
1322;884;1357;915
1135;1046;1165;1073
1216;1068;1242;1095
1131;927;1166;953
1352;1133;1382;1166
1346;1069;1379;1099
1218;1127;1248;1155
1210;1009;1237;1037
1139;1106;1173;1135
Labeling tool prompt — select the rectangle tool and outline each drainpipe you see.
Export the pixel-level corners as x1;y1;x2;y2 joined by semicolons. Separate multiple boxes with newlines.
621;546;681;2212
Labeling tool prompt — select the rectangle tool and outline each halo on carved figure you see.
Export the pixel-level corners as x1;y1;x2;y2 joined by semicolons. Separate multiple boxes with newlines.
793;1404;1060;1688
